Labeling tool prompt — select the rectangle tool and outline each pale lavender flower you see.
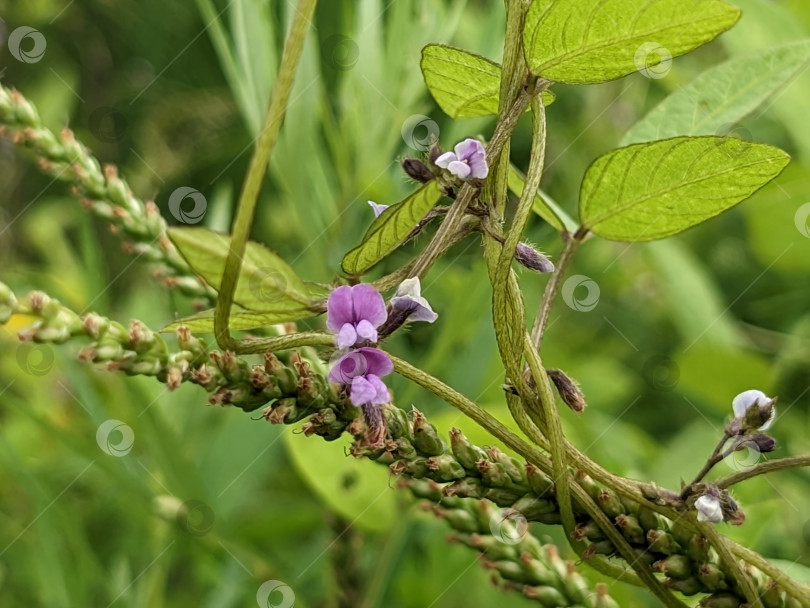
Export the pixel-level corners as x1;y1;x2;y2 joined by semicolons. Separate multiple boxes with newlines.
327;284;388;349
695;494;723;523
329;347;393;406
732;389;775;431
435;138;488;179
368;201;389;218
391;277;437;323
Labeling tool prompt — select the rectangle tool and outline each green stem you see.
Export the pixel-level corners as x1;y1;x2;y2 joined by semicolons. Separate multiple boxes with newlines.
236;331;333;354
213;0;318;349
700;523;762;607
716;454;810;489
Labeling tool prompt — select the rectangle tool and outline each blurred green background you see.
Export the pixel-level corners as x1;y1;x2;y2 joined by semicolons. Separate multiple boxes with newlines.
1;1;809;606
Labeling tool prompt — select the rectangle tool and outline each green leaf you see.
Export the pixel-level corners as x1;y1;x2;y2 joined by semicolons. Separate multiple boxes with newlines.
621;41;810;146
507;164;576;233
420;44;554;118
523;0;740;84
160;305;315;333
167;227;312;311
579;136;790;241
341;181;442;275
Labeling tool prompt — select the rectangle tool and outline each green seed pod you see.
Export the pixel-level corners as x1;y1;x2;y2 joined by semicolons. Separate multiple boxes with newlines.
573;520;606;542
433;506;479;533
575;470;600;502
615;514;646;545
699;592;742;608
666;576;703;596
585;539;615;557
478;459;511;488
526;463;555;497
425;454;466;482
487;447;526;485
670;519;696;548
685;534;711;564
637;505;663;532
522;584;569;607
392;437;418;460
443;477;485;499
760;580;782;608
405;478;442;502
697;563;728;592
450;428;488;474
594;583;620;608
403;456;429;478
646;529;680;556
412;410;445;456
483;487;524;507
655;554;694;580
517;552;557;588
598;489;625;518
467;535;519;562
384;405;412;441
511;495;558;521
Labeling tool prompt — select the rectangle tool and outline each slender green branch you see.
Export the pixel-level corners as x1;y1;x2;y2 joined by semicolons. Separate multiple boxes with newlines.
699;523;761;607
235;331;334;354
214;0;318;350
716;454;810;489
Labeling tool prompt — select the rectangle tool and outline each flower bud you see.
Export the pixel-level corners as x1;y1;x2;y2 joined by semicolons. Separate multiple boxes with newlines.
615;514;645;544
547;369;586;412
450;428;489;473
665;576;702;596
654;554;694;580
402;157;434;183
514;242;555;273
647;529;680;555
425;454;465;482
699;592;743;608
411;409;445;456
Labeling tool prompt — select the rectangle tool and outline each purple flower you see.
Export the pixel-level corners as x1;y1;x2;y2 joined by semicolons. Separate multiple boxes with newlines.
327;284;388;349
329;347;393;406
368;200;389;218
391;277;437;323
435;138;488;180
732;389;775;431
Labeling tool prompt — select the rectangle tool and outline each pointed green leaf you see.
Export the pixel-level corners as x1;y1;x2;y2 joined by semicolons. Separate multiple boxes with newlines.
579;136;790;241
420;44;554;119
161;305;315;333
622;41;810;146
167;227;313;311
341;181;442;275
523;0;740;84
507;164;576;233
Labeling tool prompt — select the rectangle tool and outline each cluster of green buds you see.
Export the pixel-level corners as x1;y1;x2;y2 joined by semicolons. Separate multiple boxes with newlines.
1;281;799;607
0;83;213;302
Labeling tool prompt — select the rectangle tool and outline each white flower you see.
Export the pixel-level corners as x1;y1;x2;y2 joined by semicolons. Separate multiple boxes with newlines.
391;277;438;323
695;494;723;523
367;201;389;218
732;389;775;431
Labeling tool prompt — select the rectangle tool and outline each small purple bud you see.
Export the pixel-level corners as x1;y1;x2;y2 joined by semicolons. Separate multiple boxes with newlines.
434;138;488;180
402;158;434;183
514;242;555;273
367;200;389;218
547;369;585;412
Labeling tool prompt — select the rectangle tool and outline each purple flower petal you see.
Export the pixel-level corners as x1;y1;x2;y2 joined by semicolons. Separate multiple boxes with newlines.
732;389;769;419
350;376;377;406
336;323;358;349
350;284;387;328
391;277;438;323
434;151;457;169
355;319;378;343
328;347;392;385
368;201;389;218
467;155;489;179
326;285;354;331
447;160;471;179
454;138;482;161
366;374;391;404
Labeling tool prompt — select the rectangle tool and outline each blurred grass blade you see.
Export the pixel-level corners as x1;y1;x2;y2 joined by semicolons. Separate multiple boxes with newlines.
579;136;790;241
508;164;575;232
621;40;810;146
161;305;315;333
421;44;554;118
341;181;442;275
167;227;314;310
523;0;740;84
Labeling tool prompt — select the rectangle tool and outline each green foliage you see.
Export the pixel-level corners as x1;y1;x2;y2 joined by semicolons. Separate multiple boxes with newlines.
621;41;810;145
508;164;576;232
161;306;314;333
523;0;740;84
579;136;790;241
421;44;555;119
341;181;442;275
